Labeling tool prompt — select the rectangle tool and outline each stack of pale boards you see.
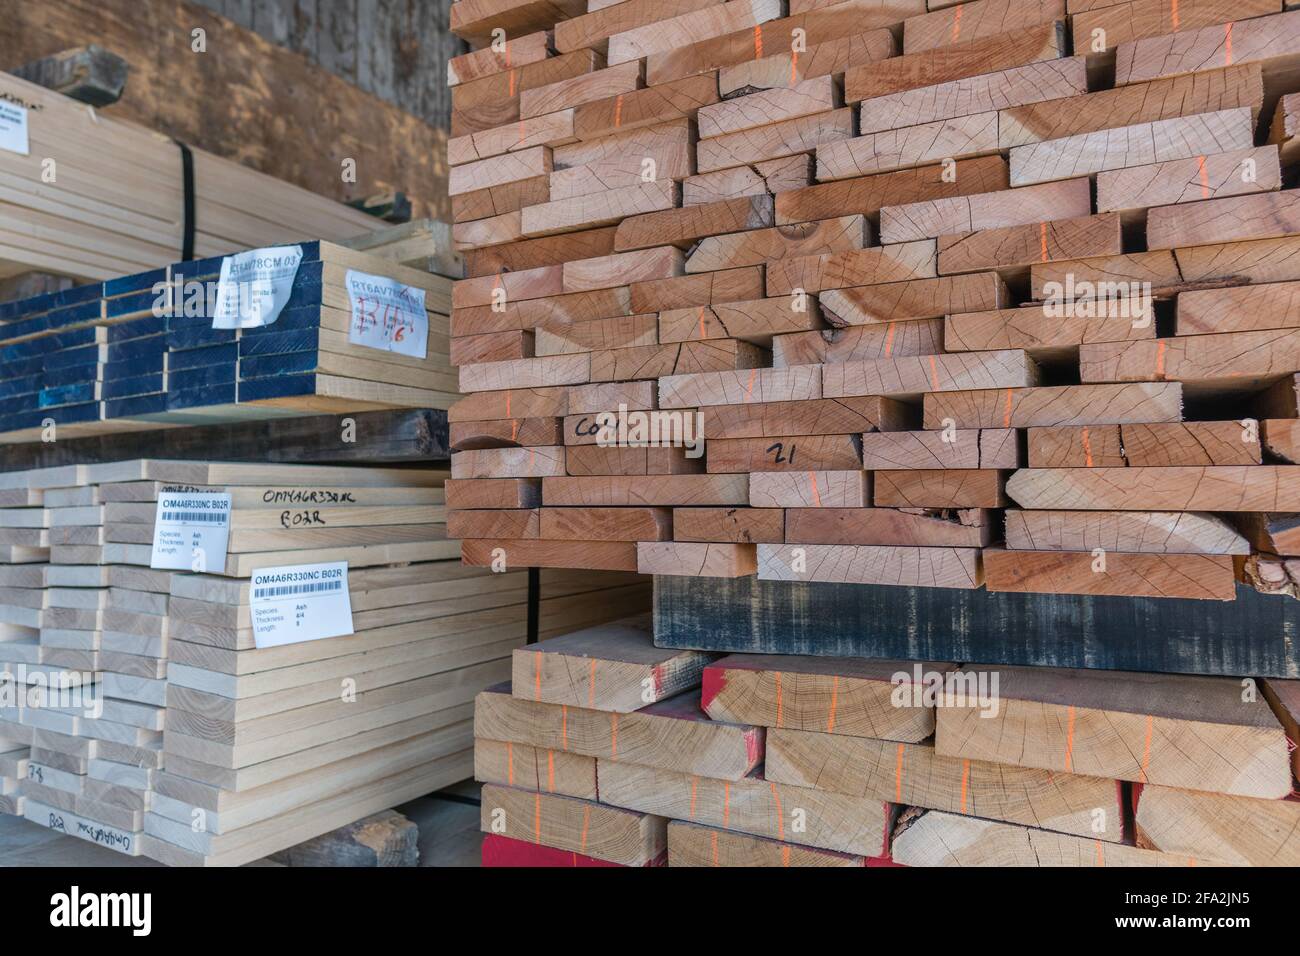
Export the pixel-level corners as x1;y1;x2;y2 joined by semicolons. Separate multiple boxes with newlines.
443;0;1300;602
0;459;648;865
472;616;1300;867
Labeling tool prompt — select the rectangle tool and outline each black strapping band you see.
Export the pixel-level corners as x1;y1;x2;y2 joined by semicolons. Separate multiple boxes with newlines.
173;138;196;261
526;567;540;645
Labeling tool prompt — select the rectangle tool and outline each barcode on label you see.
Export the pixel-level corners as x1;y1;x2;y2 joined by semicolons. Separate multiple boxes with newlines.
161;511;228;523
253;580;342;599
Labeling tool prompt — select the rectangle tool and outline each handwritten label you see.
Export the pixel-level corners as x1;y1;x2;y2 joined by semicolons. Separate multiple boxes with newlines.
249;561;353;649
150;493;231;571
212;245;304;329
345;269;428;359
0;101;29;155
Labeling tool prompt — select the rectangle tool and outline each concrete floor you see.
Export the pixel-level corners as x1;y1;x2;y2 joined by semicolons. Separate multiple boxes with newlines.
0;780;484;867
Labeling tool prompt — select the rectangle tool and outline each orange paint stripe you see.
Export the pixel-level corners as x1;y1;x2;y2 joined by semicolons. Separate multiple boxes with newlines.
951;5;962;42
1039;222;1049;262
826;675;838;733
894;743;905;802
1225;21;1233;66
1197;155;1210;199
1170;0;1180;30
789;50;799;86
1155;340;1167;379
1002;388;1013;428
928;354;940;391
745;367;758;401
613;93;624;128
1064;705;1076;772
770;781;785;839
609;712;619;759
774;672;783;727
1095;839;1104;866
754;25;763;59
690;776;699;819
580;805;591;852
534;793;541;844
1140;714;1153;784
505;388;512;419
711;831;719;866
884;321;897;357
1081;426;1093;468
547;749;555;792
507;741;515;786
960;759;970;814
510;418;520;442
808;470;823;507
723;781;732;827
781;845;791;868
698;306;707;340
533;650;542;700
509;69;517;97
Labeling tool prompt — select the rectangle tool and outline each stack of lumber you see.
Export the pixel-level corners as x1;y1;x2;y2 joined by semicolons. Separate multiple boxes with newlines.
0;70;380;281
0;242;456;444
0;458;649;864
444;0;1300;601
474;624;1300;866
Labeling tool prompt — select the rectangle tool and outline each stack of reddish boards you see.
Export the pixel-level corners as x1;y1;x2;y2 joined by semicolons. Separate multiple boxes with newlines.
445;0;1300;602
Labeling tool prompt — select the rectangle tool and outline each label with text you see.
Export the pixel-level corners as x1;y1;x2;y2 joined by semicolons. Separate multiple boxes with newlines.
212;245;304;329
345;269;428;359
249;561;354;649
149;492;231;571
0;101;29;155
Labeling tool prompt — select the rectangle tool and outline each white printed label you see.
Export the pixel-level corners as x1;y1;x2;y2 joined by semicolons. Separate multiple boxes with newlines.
211;245;304;329
0;101;29;155
249;561;353;649
150;493;231;571
345;269;428;359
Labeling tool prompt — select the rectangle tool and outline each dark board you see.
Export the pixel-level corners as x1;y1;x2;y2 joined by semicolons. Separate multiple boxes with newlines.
653;575;1300;678
0;408;449;470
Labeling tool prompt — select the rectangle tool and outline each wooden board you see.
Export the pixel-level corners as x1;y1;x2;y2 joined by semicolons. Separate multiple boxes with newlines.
749;471;870;508
479;784;666;866
474;685;763;779
923;383;1184;428
1004;509;1250;554
1006;466;1300;511
891;810;1211;866
701;653;939;740
510;615;713;711
768;730;1125;839
667;820;869;866
1008;108;1255;186
934;665;1292;797
1134;784;1300;866
637;542;757;577
786;507;993;547
983;548;1238;600
596;761;893;856
1027;422;1259;467
757;543;984;588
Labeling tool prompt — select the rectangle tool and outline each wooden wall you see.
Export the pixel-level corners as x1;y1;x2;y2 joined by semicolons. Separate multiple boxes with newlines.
192;0;464;132
0;0;455;220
